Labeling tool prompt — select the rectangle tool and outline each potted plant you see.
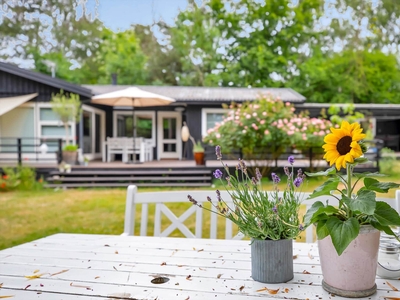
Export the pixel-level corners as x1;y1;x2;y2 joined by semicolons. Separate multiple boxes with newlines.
50;90;81;165
192;140;205;165
83;156;90;166
188;146;305;283
303;121;400;297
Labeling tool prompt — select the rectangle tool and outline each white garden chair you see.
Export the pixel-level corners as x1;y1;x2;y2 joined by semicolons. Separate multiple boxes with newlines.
122;185;400;242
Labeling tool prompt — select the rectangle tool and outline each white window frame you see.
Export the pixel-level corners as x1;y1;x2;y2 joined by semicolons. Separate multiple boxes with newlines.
112;110;156;147
82;104;106;159
201;108;229;137
36;102;76;144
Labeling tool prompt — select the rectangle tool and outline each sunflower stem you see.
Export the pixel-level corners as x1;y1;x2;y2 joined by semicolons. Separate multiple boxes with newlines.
346;163;352;218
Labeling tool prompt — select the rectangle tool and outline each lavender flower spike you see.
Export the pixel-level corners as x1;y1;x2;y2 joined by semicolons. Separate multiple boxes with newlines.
294;177;303;188
215;145;222;160
271;172;280;184
213;169;223;179
288;155;295;165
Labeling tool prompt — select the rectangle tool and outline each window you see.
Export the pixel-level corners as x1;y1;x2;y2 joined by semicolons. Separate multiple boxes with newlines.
113;111;155;146
201;108;229;137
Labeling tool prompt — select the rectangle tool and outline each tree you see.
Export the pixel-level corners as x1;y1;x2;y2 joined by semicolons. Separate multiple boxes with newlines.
290;49;400;103
95;28;149;85
0;0;104;81
50;91;81;147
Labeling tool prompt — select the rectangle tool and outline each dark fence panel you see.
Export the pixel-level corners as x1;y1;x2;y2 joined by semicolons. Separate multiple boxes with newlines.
0;137;63;164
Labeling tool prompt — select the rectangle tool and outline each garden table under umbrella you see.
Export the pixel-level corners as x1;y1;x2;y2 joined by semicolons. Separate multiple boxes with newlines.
91;87;175;163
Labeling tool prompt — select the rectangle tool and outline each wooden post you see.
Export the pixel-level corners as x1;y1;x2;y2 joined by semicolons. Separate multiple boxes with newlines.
17;138;22;165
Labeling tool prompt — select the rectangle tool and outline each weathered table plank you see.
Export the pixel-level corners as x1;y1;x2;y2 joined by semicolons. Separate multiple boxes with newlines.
0;234;399;300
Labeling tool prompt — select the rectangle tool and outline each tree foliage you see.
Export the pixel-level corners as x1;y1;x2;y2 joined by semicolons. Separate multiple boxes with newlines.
1;0;400;103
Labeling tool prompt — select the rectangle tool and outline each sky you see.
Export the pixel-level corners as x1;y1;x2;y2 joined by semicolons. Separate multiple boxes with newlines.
96;0;197;31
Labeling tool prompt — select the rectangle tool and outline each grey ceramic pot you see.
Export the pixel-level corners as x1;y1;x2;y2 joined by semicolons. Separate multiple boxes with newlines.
251;238;294;283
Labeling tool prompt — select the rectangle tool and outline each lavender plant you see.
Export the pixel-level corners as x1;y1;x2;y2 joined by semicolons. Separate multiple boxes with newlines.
188;146;305;240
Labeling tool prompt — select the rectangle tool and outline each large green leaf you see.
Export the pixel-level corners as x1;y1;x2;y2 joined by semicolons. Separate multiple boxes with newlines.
374;201;400;226
364;178;400;193
353;172;386;179
343;190;376;215
307;178;340;199
369;220;399;237
316;220;329;240
303;201;324;225
303;202;339;226
326;217;360;256
305;166;336;177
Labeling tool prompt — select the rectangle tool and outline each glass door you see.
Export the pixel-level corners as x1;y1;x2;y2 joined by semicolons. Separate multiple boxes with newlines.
157;111;182;160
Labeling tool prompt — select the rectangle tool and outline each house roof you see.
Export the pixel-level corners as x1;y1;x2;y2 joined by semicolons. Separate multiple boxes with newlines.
84;85;306;103
0;62;92;98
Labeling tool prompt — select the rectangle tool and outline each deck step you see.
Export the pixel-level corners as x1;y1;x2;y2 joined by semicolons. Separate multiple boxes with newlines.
45;182;211;188
44;167;213;188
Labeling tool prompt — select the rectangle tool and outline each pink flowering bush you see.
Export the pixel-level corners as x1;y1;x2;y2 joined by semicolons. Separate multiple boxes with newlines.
203;95;332;161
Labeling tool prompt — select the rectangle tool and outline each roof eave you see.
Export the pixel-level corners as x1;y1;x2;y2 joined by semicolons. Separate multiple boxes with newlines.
0;62;92;98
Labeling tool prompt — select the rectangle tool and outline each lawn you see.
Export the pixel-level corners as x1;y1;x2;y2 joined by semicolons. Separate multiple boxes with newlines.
1;175;399;250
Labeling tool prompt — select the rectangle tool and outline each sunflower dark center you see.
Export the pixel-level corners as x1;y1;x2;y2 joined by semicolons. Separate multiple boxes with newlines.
336;136;352;155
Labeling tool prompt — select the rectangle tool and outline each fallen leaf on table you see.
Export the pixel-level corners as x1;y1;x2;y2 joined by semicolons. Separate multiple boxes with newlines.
161;262;166;266
386;281;399;291
186;275;192;280
217;274;222;279
50;269;69;276
0;283;3;288
302;270;311;274
24;285;30;290
0;296;14;299
107;293;131;298
384;297;400;300
308;252;314;259
95;276;100;279
113;266;118;271
256;287;280;294
293;255;298;259
33;270;39;274
115;250;118;254
25;273;45;280
70;282;91;289
197;249;204;252
239;285;245;291
185;297;190;300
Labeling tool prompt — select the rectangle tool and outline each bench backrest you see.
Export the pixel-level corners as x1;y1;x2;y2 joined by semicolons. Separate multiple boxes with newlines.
123;185;400;242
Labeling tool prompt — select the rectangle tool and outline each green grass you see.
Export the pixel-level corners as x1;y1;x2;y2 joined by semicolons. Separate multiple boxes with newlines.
1;174;399;250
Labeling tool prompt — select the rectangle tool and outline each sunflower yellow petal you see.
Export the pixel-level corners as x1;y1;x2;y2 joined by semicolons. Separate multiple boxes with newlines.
335;156;345;170
324;134;341;144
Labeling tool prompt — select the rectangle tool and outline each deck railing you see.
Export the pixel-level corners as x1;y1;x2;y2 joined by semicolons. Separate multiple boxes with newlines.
0;137;63;164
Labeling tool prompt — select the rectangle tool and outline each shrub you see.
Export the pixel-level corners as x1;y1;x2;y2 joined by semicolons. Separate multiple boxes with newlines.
203;95;332;170
0;166;44;192
380;147;397;176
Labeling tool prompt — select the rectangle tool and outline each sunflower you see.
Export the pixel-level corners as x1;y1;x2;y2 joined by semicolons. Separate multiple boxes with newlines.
322;121;366;170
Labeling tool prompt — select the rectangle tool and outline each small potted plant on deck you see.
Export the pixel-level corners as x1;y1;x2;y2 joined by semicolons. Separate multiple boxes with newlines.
192;140;205;165
188;146;305;283
303;121;400;297
51;90;81;165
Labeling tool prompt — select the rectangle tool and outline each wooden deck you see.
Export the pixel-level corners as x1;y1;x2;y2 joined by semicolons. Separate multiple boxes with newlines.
0;157;379;188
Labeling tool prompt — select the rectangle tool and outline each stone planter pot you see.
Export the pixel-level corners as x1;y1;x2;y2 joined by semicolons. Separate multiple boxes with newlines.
318;225;380;298
251;238;294;283
62;150;78;165
194;152;205;165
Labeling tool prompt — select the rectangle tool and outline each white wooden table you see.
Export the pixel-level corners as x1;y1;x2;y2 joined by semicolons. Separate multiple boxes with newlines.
1;234;400;300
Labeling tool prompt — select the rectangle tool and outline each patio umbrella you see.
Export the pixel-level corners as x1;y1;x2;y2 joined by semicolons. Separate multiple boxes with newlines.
91;87;175;163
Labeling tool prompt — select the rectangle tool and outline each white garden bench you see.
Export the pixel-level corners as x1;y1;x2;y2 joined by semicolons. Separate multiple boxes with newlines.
102;137;153;163
122;185;400;243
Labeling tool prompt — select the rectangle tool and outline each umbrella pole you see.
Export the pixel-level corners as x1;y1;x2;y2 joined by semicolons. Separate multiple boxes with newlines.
132;104;136;163
127;100;141;164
